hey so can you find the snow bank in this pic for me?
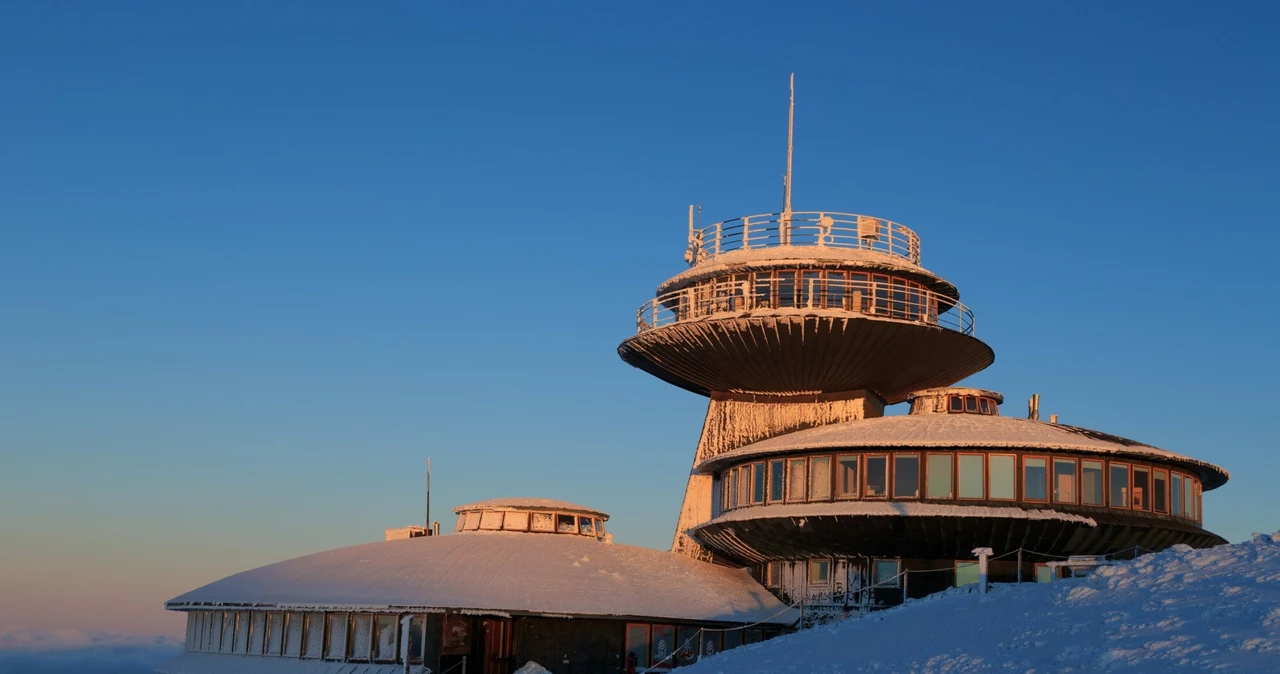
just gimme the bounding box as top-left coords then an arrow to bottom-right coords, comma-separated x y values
513,662 -> 553,674
684,531 -> 1280,673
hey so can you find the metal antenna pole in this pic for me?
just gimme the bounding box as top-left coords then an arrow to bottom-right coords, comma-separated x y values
784,73 -> 795,214
426,457 -> 432,530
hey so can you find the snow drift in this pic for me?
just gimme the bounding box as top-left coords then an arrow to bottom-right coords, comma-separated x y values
683,532 -> 1280,673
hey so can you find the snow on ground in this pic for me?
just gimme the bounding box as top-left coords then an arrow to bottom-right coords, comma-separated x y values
684,533 -> 1280,673
0,630 -> 180,674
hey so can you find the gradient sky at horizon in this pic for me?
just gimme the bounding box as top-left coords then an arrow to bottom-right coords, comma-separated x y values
1,1 -> 1277,638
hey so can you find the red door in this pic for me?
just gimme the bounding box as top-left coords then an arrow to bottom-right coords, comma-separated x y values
481,618 -> 513,674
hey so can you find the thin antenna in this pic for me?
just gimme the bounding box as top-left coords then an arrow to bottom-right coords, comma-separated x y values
425,457 -> 432,531
783,73 -> 795,215
688,204 -> 695,240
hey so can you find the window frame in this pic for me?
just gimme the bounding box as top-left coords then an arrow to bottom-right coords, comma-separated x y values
768,459 -> 785,503
957,452 -> 986,501
1153,468 -> 1169,514
835,453 -> 859,500
786,457 -> 808,503
892,452 -> 921,500
751,461 -> 766,504
1132,466 -> 1151,511
873,559 -> 901,588
988,453 -> 1017,501
925,452 -> 953,500
807,558 -> 831,586
1081,459 -> 1105,506
809,455 -> 833,501
863,453 -> 889,499
1022,455 -> 1050,503
1052,457 -> 1078,505
1109,462 -> 1131,510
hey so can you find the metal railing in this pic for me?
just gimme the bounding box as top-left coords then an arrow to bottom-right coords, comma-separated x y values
685,211 -> 922,266
635,277 -> 975,336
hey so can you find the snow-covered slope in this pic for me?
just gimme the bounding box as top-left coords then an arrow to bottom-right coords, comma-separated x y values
685,532 -> 1280,673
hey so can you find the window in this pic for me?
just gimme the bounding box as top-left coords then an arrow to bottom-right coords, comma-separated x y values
787,458 -> 807,502
955,562 -> 980,587
625,624 -> 650,668
463,511 -> 481,530
1024,457 -> 1048,501
809,558 -> 830,584
1172,473 -> 1184,516
979,398 -> 991,414
865,455 -> 888,498
990,454 -> 1016,500
752,462 -> 766,503
926,453 -> 953,499
958,454 -> 984,499
1184,476 -> 1193,519
766,561 -> 782,587
1153,469 -> 1168,513
185,613 -> 196,652
210,611 -> 224,653
1110,463 -> 1130,509
745,630 -> 762,645
724,470 -> 736,510
284,613 -> 303,658
836,454 -> 859,498
810,456 -> 832,500
1082,460 -> 1105,505
1132,467 -> 1151,511
827,271 -> 846,309
374,615 -> 398,662
407,615 -> 424,664
557,514 -> 577,533
220,611 -> 235,653
324,614 -> 346,660
250,612 -> 267,656
893,454 -> 920,498
948,396 -> 964,413
769,460 -> 785,502
737,466 -> 749,507
777,271 -> 796,308
1035,564 -> 1053,583
723,628 -> 743,651
965,396 -> 979,413
702,632 -> 722,658
303,613 -> 324,659
874,559 -> 901,587
479,510 -> 503,530
676,626 -> 700,667
503,511 -> 529,531
1053,459 -> 1077,504
265,612 -> 283,656
580,517 -> 595,536
531,512 -> 554,532
349,614 -> 372,661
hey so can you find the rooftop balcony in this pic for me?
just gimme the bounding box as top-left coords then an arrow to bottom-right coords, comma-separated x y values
684,211 -> 922,267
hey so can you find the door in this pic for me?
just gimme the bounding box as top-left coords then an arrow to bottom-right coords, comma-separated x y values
481,618 -> 513,674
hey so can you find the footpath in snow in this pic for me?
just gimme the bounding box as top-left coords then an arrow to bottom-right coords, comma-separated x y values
683,532 -> 1280,673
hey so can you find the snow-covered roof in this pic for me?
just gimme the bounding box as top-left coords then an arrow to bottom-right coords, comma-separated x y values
453,497 -> 608,518
165,533 -> 794,625
695,501 -> 1099,529
697,415 -> 1229,489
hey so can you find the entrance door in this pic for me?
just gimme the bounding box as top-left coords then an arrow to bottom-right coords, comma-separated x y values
481,618 -> 513,674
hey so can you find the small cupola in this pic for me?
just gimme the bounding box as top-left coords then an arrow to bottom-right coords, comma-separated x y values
905,387 -> 1004,416
453,497 -> 610,540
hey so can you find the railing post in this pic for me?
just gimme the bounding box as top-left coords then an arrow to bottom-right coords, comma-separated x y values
715,221 -> 723,255
741,216 -> 750,250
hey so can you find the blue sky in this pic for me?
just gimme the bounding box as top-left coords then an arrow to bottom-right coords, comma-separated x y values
1,1 -> 1277,638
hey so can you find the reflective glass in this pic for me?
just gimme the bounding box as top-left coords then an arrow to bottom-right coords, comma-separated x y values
893,454 -> 919,498
926,454 -> 952,499
1110,465 -> 1130,508
837,454 -> 859,497
865,456 -> 888,497
1024,458 -> 1048,501
1082,461 -> 1105,505
1053,460 -> 1077,504
955,562 -> 980,587
810,457 -> 831,500
787,458 -> 807,501
769,460 -> 785,501
959,454 -> 984,499
990,455 -> 1015,500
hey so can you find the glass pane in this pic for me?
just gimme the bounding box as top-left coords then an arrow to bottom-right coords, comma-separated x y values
1035,566 -> 1053,583
1110,465 -> 1130,508
837,454 -> 859,497
752,462 -> 766,503
1132,468 -> 1151,510
965,396 -> 978,413
625,624 -> 649,667
250,612 -> 267,655
1082,461 -> 1105,505
479,511 -> 503,530
285,612 -> 303,658
1053,460 -> 1077,504
769,460 -> 784,501
702,632 -> 721,659
503,511 -> 529,531
955,562 -> 980,587
777,272 -> 796,307
802,271 -> 821,307
958,454 -> 984,499
787,458 -> 807,501
651,624 -> 675,668
676,626 -> 700,666
723,629 -> 743,651
990,455 -> 1015,499
531,512 -> 554,532
350,614 -> 372,661
826,272 -> 845,308
949,396 -> 964,413
809,559 -> 830,583
407,616 -> 424,664
746,630 -> 762,645
463,512 -> 480,530
1184,477 -> 1193,518
1025,458 -> 1048,501
865,456 -> 888,497
220,611 -> 235,653
738,466 -> 751,505
579,517 -> 595,536
375,615 -> 398,661
874,560 -> 900,587
893,455 -> 919,498
810,457 -> 832,500
979,398 -> 990,414
557,514 -> 577,533
325,614 -> 347,660
926,454 -> 952,499
1154,472 -> 1169,512
1172,474 -> 1183,515
267,612 -> 284,656
304,613 -> 324,659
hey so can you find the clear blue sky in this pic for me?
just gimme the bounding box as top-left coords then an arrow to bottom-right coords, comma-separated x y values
1,1 -> 1277,637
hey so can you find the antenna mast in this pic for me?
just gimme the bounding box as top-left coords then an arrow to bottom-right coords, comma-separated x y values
784,73 -> 795,215
425,457 -> 432,531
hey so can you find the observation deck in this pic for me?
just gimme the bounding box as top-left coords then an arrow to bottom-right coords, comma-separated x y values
618,210 -> 994,400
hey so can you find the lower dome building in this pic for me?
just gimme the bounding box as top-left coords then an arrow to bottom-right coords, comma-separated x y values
160,498 -> 795,674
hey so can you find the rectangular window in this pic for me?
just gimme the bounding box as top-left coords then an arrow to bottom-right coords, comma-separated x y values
676,625 -> 700,667
1082,460 -> 1105,505
926,453 -> 953,499
721,472 -> 731,511
893,454 -> 920,498
1172,473 -> 1183,516
407,615 -> 424,664
284,612 -> 303,658
948,396 -> 964,413
232,612 -> 249,655
766,561 -> 782,587
739,465 -> 751,507
1184,476 -> 1193,519
1035,564 -> 1053,583
303,613 -> 324,659
579,517 -> 595,536
479,510 -> 503,530
531,512 -> 554,532
979,398 -> 991,414
557,514 -> 577,533
210,611 -> 224,653
1024,457 -> 1048,501
723,628 -> 743,651
1132,467 -> 1151,511
836,454 -> 859,498
250,612 -> 267,656
185,613 -> 196,651
202,611 -> 213,651
220,611 -> 235,653
801,271 -> 821,308
865,455 -> 888,498
787,458 -> 807,502
349,614 -> 372,661
874,559 -> 900,587
958,454 -> 985,499
1053,459 -> 1077,504
965,396 -> 979,413
810,456 -> 832,500
463,511 -> 481,530
625,624 -> 650,668
752,462 -> 766,504
745,629 -> 762,645
808,558 -> 830,584
1153,469 -> 1169,513
503,511 -> 530,531
324,614 -> 347,660
1110,463 -> 1130,509
768,460 -> 784,502
826,271 -> 846,309
266,612 -> 284,656
989,454 -> 1016,500
374,615 -> 398,662
776,271 -> 796,308
955,561 -> 980,587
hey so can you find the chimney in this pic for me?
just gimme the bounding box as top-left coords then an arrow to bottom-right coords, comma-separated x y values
1028,393 -> 1040,421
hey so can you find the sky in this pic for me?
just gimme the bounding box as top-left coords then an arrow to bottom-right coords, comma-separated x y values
1,0 -> 1277,643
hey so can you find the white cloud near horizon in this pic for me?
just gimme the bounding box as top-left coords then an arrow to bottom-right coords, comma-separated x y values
0,629 -> 180,674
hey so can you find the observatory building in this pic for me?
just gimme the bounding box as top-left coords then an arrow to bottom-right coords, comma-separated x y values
618,77 -> 1229,612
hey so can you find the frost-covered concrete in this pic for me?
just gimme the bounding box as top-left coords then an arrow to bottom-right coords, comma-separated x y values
684,531 -> 1280,673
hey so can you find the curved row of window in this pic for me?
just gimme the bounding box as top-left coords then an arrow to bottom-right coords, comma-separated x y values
717,451 -> 1203,523
675,270 -> 944,323
183,610 -> 411,664
453,509 -> 607,538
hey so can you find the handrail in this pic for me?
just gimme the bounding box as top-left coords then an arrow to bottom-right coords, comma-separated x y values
635,277 -> 975,336
685,211 -> 922,267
